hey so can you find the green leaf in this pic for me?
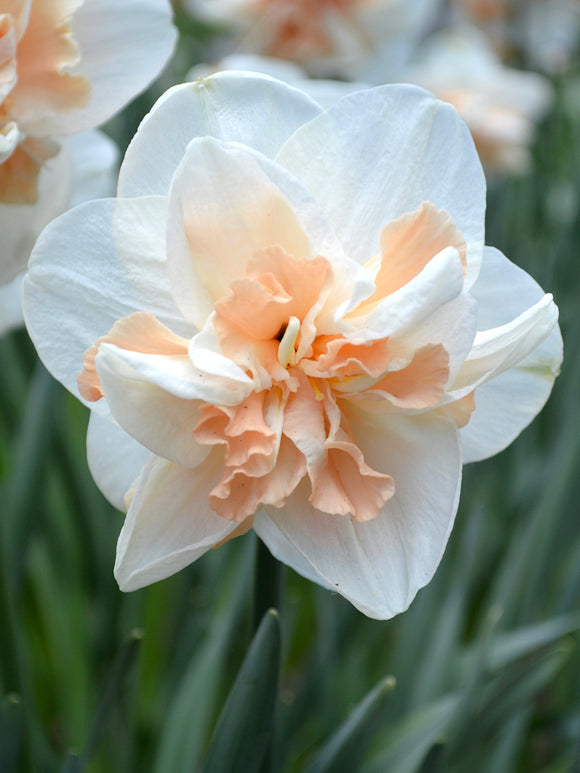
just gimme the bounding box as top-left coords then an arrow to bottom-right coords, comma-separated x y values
153,541 -> 252,773
0,694 -> 24,773
365,694 -> 460,773
303,675 -> 396,773
200,609 -> 281,773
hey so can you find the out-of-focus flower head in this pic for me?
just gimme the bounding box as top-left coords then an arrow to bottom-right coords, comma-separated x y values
403,26 -> 554,175
0,0 -> 177,286
185,0 -> 439,79
451,0 -> 580,72
24,73 -> 561,619
0,129 -> 118,336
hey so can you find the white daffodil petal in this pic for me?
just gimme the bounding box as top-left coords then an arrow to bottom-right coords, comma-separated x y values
347,246 -> 465,342
95,345 -> 211,468
118,72 -> 323,198
456,245 -> 563,460
166,136 -> 341,326
114,454 -> 239,591
97,341 -> 252,404
261,413 -> 461,619
452,294 -> 559,392
460,331 -> 562,463
23,196 -> 193,404
24,0 -> 177,137
87,412 -> 151,511
276,84 -> 485,288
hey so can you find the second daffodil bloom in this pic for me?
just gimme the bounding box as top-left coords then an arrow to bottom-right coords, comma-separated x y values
0,0 -> 177,284
24,73 -> 562,619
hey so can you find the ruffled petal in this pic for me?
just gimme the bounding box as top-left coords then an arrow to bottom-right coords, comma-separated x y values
114,453 -> 240,591
118,72 -> 322,198
276,83 -> 486,289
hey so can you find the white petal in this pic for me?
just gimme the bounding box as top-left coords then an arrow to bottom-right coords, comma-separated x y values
460,337 -> 562,463
458,246 -> 562,461
118,72 -> 323,198
166,136 -> 341,326
276,84 -> 486,289
94,345 -> 212,468
26,0 -> 177,136
452,294 -> 558,392
87,412 -> 151,511
390,292 -> 478,386
114,453 -> 239,591
258,413 -> 461,619
345,246 -> 465,342
97,338 -> 251,402
23,196 -> 193,405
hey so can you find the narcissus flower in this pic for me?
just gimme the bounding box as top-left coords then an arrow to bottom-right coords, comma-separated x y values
402,26 -> 553,175
24,73 -> 561,619
186,0 -> 438,79
0,0 -> 177,284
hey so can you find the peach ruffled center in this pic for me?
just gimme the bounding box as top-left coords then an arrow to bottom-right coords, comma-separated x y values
80,202 -> 474,525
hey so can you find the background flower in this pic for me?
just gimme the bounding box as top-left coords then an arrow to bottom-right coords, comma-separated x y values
0,0 -> 177,285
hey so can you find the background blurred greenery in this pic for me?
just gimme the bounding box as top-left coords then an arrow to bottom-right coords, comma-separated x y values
1,12 -> 580,773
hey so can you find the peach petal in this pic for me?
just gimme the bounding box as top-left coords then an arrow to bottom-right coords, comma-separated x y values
78,311 -> 189,402
215,247 -> 331,342
309,437 -> 395,522
212,515 -> 254,549
302,335 -> 391,380
11,0 -> 91,122
0,13 -> 17,103
0,135 -> 59,203
194,392 -> 278,472
342,344 -> 450,412
350,202 -> 467,318
435,392 -> 476,429
209,434 -> 307,521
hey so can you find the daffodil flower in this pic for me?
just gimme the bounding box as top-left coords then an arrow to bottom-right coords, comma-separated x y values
0,0 -> 177,284
24,73 -> 562,618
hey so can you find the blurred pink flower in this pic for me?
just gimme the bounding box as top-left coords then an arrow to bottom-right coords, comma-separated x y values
0,0 -> 176,284
24,73 -> 561,618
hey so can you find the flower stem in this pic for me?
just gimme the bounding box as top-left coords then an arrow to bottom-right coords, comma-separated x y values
252,536 -> 284,633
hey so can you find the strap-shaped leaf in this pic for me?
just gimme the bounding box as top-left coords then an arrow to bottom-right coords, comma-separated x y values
200,609 -> 281,773
304,675 -> 396,773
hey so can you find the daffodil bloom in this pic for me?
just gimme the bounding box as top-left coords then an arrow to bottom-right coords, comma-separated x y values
402,26 -> 553,175
186,0 -> 438,79
24,74 -> 562,619
0,0 -> 176,284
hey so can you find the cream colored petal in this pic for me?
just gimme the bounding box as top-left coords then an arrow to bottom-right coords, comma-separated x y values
166,136 -> 340,328
114,453 -> 240,591
118,72 -> 322,198
257,412 -> 461,619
